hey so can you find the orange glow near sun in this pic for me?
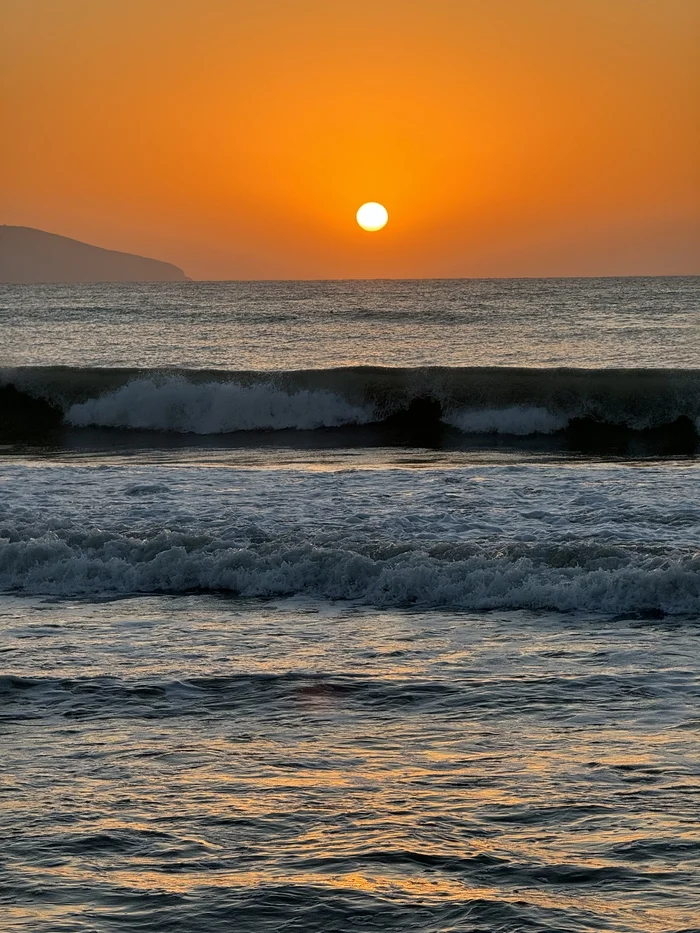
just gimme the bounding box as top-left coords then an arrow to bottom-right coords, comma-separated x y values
2,0 -> 698,278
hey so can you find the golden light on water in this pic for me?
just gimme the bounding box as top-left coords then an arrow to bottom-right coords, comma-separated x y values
356,202 -> 388,232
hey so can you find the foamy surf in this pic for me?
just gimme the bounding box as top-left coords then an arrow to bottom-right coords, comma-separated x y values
0,539 -> 700,615
65,377 -> 374,433
1,522 -> 698,613
1,460 -> 698,613
445,406 -> 568,435
2,365 -> 700,440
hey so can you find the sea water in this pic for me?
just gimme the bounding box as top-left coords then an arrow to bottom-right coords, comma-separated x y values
1,278 -> 699,932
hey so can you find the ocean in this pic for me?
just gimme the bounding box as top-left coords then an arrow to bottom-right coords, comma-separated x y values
1,277 -> 699,932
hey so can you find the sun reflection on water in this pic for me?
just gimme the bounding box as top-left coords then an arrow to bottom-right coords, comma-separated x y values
2,595 -> 699,932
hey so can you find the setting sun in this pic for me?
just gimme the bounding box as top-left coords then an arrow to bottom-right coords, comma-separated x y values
356,202 -> 388,232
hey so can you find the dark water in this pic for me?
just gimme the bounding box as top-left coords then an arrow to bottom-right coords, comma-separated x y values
1,279 -> 699,931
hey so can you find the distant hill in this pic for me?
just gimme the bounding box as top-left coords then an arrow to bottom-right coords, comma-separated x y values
0,226 -> 189,283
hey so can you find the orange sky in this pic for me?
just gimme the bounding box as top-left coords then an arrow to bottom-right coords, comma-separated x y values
2,0 -> 699,279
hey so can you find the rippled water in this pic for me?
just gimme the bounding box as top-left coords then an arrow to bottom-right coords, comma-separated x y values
2,593 -> 699,932
1,277 -> 698,369
2,279 -> 699,931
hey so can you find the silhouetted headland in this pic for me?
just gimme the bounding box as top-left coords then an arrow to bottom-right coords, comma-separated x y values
0,225 -> 189,283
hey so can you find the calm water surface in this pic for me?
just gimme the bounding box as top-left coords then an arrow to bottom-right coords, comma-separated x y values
1,277 -> 698,369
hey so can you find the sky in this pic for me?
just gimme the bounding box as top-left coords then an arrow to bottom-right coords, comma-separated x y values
2,0 -> 699,279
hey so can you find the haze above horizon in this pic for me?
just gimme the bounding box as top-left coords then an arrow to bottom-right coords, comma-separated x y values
3,0 -> 699,279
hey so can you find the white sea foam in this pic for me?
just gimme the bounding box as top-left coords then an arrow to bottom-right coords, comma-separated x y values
1,461 -> 698,614
66,377 -> 374,433
4,365 -> 700,438
446,406 -> 568,436
66,377 -> 570,436
1,528 -> 698,613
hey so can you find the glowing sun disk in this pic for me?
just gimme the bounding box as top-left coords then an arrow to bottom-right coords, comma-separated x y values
356,202 -> 388,231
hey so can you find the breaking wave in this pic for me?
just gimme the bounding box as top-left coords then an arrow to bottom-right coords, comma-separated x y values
445,407 -> 568,436
1,524 -> 698,614
66,377 -> 372,433
1,365 -> 699,440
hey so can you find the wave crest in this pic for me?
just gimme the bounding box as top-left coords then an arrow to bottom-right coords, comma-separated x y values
1,529 -> 698,613
65,377 -> 373,433
2,365 -> 700,440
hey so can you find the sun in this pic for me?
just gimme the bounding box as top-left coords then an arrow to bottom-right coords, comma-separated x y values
356,202 -> 388,232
